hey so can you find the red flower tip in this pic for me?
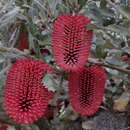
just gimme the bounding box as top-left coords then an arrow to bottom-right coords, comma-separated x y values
52,14 -> 93,71
68,65 -> 106,116
3,58 -> 54,124
19,26 -> 29,51
122,56 -> 130,61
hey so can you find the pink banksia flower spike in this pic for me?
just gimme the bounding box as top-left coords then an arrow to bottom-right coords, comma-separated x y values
52,14 -> 93,71
18,24 -> 29,51
68,65 -> 106,116
3,58 -> 54,124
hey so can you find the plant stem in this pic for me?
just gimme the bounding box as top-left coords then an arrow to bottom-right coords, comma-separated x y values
0,45 -> 130,75
88,58 -> 130,75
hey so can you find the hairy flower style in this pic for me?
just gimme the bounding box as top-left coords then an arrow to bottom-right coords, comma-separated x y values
3,58 -> 54,124
52,14 -> 93,71
68,65 -> 106,115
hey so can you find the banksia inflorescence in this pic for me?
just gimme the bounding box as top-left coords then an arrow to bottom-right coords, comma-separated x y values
3,58 -> 54,124
18,25 -> 29,51
68,65 -> 106,115
52,14 -> 93,71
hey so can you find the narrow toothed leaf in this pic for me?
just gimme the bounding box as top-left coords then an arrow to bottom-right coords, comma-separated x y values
42,72 -> 57,92
68,65 -> 106,116
52,14 -> 93,71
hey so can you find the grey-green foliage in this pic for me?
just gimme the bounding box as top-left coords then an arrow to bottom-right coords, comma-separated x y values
1,0 -> 130,129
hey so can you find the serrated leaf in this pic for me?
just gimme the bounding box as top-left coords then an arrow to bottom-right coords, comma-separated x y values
42,55 -> 52,63
0,7 -> 21,24
88,23 -> 130,36
42,72 -> 57,92
41,30 -> 50,36
127,0 -> 130,6
105,57 -> 124,66
106,68 -> 119,76
0,65 -> 10,88
118,5 -> 130,19
106,86 -> 117,93
96,45 -> 107,58
95,37 -> 106,45
107,25 -> 130,36
48,0 -> 61,15
122,46 -> 130,54
100,0 -> 107,8
107,49 -> 121,55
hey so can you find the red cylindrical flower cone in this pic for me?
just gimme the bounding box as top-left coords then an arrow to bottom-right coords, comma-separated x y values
3,58 -> 54,124
52,14 -> 93,71
68,65 -> 106,115
18,24 -> 29,51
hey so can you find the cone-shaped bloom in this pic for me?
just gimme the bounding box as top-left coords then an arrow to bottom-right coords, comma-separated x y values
19,25 -> 29,51
3,58 -> 54,124
68,65 -> 106,115
52,14 -> 93,71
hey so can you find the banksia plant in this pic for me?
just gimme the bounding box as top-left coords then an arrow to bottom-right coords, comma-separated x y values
3,58 -> 54,124
68,65 -> 106,115
52,14 -> 93,71
18,24 -> 29,51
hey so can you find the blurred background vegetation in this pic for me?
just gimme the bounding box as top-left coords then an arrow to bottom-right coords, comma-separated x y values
1,0 -> 130,130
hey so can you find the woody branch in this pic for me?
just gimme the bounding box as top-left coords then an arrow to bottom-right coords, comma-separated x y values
0,45 -> 129,75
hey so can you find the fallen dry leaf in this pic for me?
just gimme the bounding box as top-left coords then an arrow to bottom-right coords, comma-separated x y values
82,120 -> 94,130
113,91 -> 130,111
